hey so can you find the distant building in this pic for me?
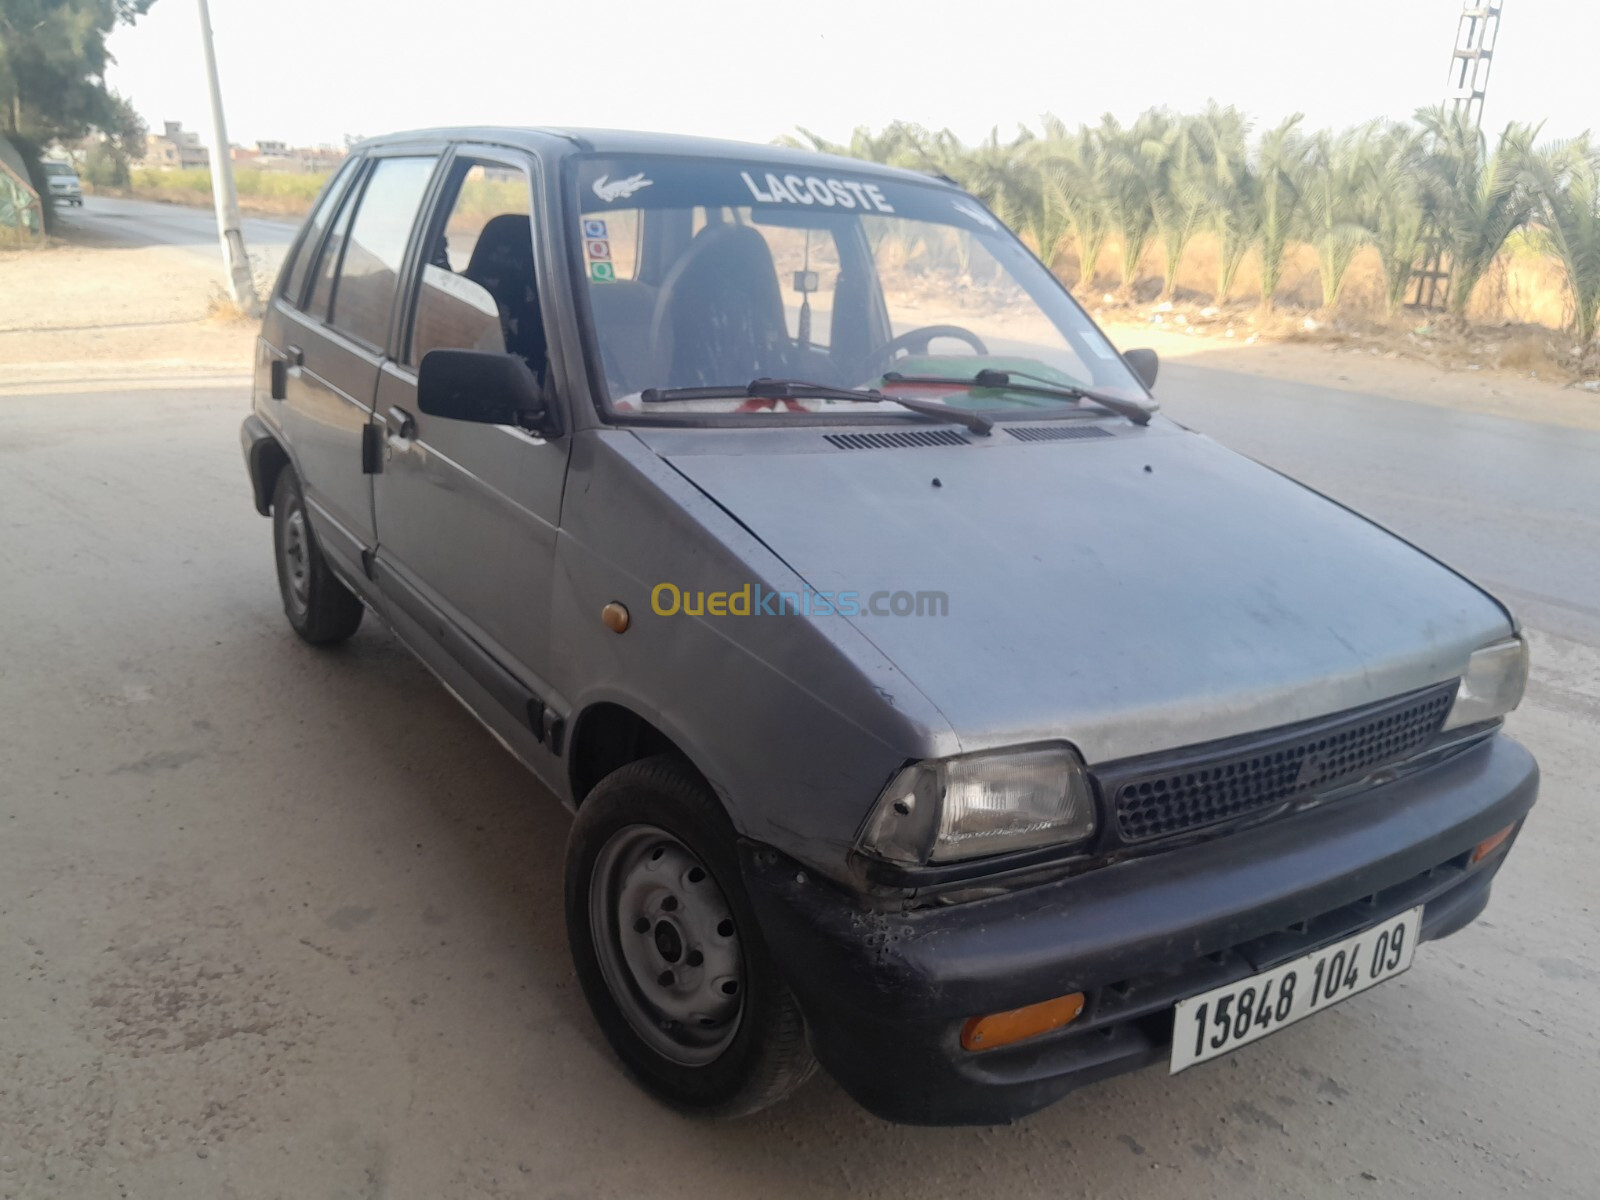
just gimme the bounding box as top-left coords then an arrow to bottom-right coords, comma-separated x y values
142,121 -> 209,169
248,141 -> 348,174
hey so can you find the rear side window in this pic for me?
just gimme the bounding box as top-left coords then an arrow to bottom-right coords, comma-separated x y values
280,159 -> 357,308
324,155 -> 438,348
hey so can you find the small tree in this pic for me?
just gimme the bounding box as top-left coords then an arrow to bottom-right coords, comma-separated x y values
1304,125 -> 1376,309
1,1 -> 156,225
1096,114 -> 1158,297
1253,115 -> 1310,310
1417,107 -> 1541,317
1189,103 -> 1256,304
1366,124 -> 1434,314
1532,137 -> 1600,350
1039,115 -> 1112,291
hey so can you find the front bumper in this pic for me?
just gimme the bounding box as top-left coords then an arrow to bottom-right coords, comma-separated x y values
742,732 -> 1537,1125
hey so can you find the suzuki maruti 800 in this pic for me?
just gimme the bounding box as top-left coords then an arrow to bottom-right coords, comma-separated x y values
242,128 -> 1537,1124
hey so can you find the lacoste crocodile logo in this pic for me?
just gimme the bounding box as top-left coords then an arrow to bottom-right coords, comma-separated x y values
952,200 -> 999,230
593,173 -> 653,203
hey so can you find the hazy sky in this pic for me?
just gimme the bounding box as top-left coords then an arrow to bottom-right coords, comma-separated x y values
108,0 -> 1595,151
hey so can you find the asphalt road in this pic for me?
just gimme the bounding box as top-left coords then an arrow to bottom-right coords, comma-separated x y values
1161,362 -> 1600,650
51,193 -> 297,268
1,319 -> 1597,1194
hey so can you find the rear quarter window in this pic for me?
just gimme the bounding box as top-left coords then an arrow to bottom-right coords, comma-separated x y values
280,159 -> 358,308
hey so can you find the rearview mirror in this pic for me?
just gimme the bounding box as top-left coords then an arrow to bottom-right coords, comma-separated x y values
1124,347 -> 1159,391
417,349 -> 560,437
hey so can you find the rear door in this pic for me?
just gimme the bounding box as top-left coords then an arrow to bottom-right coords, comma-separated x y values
370,146 -> 570,738
274,150 -> 440,581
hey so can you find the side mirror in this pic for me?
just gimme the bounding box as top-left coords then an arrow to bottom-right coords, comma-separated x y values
417,349 -> 561,437
1124,347 -> 1159,391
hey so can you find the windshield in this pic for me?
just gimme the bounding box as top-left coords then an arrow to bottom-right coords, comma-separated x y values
43,162 -> 76,177
570,155 -> 1146,423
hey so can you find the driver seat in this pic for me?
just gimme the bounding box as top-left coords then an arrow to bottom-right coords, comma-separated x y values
649,224 -> 792,388
464,213 -> 546,373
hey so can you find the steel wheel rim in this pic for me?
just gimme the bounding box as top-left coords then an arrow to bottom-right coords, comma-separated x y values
589,824 -> 744,1065
281,500 -> 310,617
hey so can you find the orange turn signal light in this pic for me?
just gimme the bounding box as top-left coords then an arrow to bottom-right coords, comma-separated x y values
1471,823 -> 1515,865
961,992 -> 1085,1052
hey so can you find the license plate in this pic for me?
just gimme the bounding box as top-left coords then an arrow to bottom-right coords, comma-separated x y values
1170,906 -> 1421,1074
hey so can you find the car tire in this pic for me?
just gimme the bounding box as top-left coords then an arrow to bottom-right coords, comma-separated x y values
271,468 -> 364,645
565,755 -> 816,1117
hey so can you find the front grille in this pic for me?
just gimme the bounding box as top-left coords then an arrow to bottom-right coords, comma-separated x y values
1098,682 -> 1458,843
823,429 -> 970,450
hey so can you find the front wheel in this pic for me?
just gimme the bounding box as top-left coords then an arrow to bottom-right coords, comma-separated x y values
565,756 -> 815,1117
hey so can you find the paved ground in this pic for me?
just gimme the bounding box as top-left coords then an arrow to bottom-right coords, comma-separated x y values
52,194 -> 298,265
2,212 -> 1598,1199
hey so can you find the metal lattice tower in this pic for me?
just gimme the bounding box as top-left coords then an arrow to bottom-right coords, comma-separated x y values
1409,2 -> 1507,309
1447,3 -> 1504,126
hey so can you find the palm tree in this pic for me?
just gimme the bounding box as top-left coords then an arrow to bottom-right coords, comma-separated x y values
1095,114 -> 1158,296
1417,107 -> 1541,317
1303,124 -> 1377,309
1039,115 -> 1112,290
1189,103 -> 1256,304
1143,112 -> 1208,299
1365,123 -> 1434,314
1253,115 -> 1310,310
1532,136 -> 1600,349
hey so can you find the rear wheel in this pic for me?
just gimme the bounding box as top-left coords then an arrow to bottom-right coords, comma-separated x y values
565,756 -> 815,1117
271,468 -> 364,645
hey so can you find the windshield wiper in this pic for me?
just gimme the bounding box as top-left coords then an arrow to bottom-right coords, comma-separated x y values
882,368 -> 1155,426
640,378 -> 994,436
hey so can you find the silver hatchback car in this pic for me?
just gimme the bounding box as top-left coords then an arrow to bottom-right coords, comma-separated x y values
242,128 -> 1537,1125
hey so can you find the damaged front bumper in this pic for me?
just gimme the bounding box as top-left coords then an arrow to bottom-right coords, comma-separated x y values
741,732 -> 1538,1125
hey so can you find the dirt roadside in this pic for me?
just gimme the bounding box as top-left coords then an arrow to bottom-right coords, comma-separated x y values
1,237 -> 256,390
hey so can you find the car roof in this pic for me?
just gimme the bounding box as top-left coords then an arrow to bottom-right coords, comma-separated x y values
349,126 -> 957,190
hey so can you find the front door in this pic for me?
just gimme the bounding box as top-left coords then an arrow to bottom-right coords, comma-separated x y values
371,149 -> 569,738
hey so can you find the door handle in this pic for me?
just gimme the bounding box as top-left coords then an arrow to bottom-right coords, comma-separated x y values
385,405 -> 417,440
285,344 -> 305,367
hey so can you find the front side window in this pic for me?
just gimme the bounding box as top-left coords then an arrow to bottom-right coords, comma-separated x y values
571,155 -> 1144,423
326,155 -> 437,348
409,160 -> 544,372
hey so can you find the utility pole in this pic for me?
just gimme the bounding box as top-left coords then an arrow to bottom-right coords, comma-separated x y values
196,0 -> 261,317
1409,1 -> 1508,309
1447,2 -> 1505,127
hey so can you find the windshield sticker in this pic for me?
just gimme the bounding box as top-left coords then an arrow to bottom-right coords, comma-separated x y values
740,171 -> 895,213
586,239 -> 612,260
952,200 -> 999,231
590,261 -> 616,283
582,218 -> 608,238
593,173 -> 653,202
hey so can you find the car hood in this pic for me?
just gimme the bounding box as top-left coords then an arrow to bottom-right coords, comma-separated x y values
648,422 -> 1511,764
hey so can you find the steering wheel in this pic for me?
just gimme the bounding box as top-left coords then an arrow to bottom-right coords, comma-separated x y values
865,324 -> 989,377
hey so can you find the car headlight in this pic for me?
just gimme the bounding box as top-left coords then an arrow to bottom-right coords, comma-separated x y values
859,746 -> 1097,866
1443,635 -> 1529,731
